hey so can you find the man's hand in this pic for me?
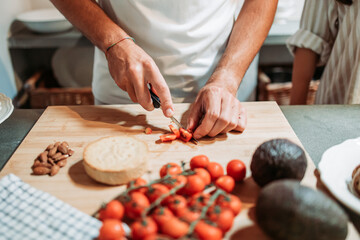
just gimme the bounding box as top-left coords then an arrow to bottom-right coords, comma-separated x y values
187,83 -> 247,139
106,40 -> 174,117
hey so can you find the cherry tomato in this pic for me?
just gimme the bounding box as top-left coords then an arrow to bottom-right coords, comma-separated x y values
179,128 -> 192,142
145,127 -> 152,134
99,200 -> 124,221
164,195 -> 187,216
127,178 -> 148,194
169,124 -> 180,138
183,175 -> 206,196
146,184 -> 169,203
160,133 -> 177,142
123,192 -> 150,220
99,219 -> 124,240
151,206 -> 174,226
215,175 -> 235,193
194,168 -> 211,185
226,159 -> 246,182
216,194 -> 242,216
206,162 -> 224,181
188,192 -> 211,210
160,217 -> 189,239
177,208 -> 201,223
164,175 -> 187,191
208,205 -> 235,233
190,155 -> 209,169
159,163 -> 182,178
194,220 -> 222,240
131,217 -> 158,240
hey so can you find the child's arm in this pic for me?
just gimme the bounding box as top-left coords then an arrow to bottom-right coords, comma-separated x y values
290,48 -> 319,105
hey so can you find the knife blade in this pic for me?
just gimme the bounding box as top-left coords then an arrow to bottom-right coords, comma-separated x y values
149,88 -> 198,144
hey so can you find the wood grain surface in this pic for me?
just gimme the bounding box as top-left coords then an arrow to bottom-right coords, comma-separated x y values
0,102 -> 357,239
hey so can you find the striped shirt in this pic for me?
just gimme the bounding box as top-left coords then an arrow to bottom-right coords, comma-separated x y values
287,0 -> 360,104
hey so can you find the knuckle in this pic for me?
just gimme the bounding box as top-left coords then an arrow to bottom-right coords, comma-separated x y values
208,112 -> 219,121
128,64 -> 141,76
142,59 -> 154,69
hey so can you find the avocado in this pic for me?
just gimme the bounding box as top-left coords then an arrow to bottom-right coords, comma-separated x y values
251,139 -> 307,187
256,180 -> 348,240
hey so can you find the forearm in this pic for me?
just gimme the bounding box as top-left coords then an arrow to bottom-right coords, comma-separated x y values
290,48 -> 319,105
208,0 -> 278,95
50,0 -> 128,52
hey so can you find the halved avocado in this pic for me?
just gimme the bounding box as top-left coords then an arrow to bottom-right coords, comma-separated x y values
256,180 -> 348,240
251,138 -> 307,187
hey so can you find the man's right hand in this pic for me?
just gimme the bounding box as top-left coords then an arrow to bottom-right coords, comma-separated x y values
106,39 -> 174,117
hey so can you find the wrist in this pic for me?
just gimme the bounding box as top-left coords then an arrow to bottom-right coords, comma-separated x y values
206,68 -> 241,96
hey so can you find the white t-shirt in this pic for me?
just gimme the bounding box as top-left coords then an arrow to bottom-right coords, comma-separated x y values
93,0 -> 243,104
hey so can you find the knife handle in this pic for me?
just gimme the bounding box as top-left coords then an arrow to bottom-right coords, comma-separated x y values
149,88 -> 161,109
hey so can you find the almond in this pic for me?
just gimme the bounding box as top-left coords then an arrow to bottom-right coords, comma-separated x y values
68,149 -> 75,156
39,151 -> 48,162
48,158 -> 55,166
52,152 -> 62,160
33,166 -> 51,175
61,141 -> 69,148
46,144 -> 54,151
48,146 -> 58,157
50,165 -> 60,176
58,144 -> 68,154
57,159 -> 67,168
55,154 -> 68,161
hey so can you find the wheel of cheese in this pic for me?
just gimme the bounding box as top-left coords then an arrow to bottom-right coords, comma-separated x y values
83,136 -> 148,185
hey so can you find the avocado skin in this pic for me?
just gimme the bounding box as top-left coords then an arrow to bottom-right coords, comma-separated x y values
251,139 -> 307,187
256,180 -> 348,240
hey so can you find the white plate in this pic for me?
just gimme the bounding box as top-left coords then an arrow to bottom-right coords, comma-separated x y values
0,93 -> 14,125
318,138 -> 360,214
17,8 -> 72,33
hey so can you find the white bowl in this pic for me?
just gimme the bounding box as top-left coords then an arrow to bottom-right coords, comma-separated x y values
17,8 -> 73,33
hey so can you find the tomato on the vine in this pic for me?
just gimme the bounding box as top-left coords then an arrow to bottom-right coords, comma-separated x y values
151,206 -> 174,226
183,174 -> 206,195
188,192 -> 211,210
216,194 -> 242,216
123,192 -> 150,219
160,217 -> 189,239
99,219 -> 124,240
159,163 -> 182,178
190,155 -> 209,169
99,200 -> 124,221
177,208 -> 201,223
146,183 -> 169,203
127,177 -> 148,194
194,220 -> 222,240
164,174 -> 187,191
226,159 -> 246,182
193,168 -> 211,185
215,175 -> 235,193
208,205 -> 235,233
164,194 -> 187,216
206,162 -> 224,181
131,217 -> 158,240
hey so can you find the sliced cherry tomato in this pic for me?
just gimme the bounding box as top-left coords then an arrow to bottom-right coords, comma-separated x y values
190,155 -> 209,169
151,206 -> 174,226
177,208 -> 201,223
169,124 -> 180,138
216,194 -> 242,216
194,220 -> 222,240
226,159 -> 247,182
206,162 -> 224,181
123,192 -> 150,220
145,127 -> 152,134
183,175 -> 206,196
146,183 -> 169,203
99,200 -> 124,221
160,133 -> 177,142
127,178 -> 148,194
131,217 -> 158,240
188,192 -> 211,210
215,175 -> 235,193
159,163 -> 182,178
99,219 -> 124,240
164,194 -> 187,216
164,175 -> 187,192
179,128 -> 192,142
208,205 -> 235,233
160,217 -> 189,239
194,168 -> 211,185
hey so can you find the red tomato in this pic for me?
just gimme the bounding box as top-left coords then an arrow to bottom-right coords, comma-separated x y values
151,206 -> 174,226
159,163 -> 182,178
127,178 -> 148,194
179,128 -> 192,142
177,208 -> 201,223
194,221 -> 222,240
164,195 -> 187,216
169,125 -> 180,138
215,175 -> 235,193
160,133 -> 177,142
188,192 -> 211,210
194,168 -> 211,185
216,194 -> 242,216
206,162 -> 224,181
190,155 -> 209,169
208,206 -> 235,233
145,127 -> 152,134
99,219 -> 124,240
160,217 -> 189,239
131,217 -> 158,240
146,184 -> 169,203
164,175 -> 187,191
226,159 -> 246,182
99,200 -> 124,221
183,175 -> 206,196
123,192 -> 150,220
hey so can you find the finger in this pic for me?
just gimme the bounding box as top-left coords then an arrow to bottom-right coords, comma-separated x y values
208,97 -> 236,137
129,64 -> 154,111
186,102 -> 202,132
145,62 -> 174,117
221,101 -> 240,134
193,97 -> 221,139
126,81 -> 138,103
234,105 -> 247,132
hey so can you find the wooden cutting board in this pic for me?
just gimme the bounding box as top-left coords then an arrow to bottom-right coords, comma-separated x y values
0,102 -> 357,239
